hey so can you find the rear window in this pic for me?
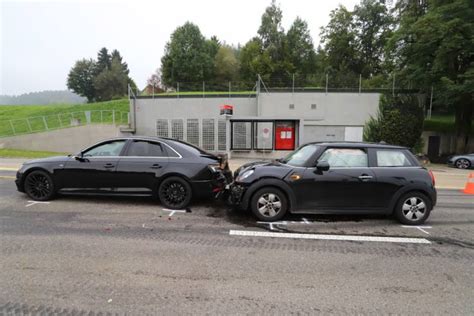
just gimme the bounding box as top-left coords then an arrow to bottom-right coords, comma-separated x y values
127,141 -> 166,157
376,150 -> 413,167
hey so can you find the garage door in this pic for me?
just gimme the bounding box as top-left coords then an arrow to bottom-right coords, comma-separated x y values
303,126 -> 345,143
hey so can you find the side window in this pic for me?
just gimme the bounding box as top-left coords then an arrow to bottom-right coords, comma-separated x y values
318,148 -> 368,168
376,150 -> 413,167
127,141 -> 166,157
83,140 -> 126,157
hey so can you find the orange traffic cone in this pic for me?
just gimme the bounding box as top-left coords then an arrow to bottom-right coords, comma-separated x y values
462,173 -> 474,195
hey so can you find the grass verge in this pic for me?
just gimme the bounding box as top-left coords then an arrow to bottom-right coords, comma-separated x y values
0,148 -> 67,158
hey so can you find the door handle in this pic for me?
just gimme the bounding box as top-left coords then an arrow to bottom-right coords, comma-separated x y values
358,175 -> 373,180
104,163 -> 115,169
150,164 -> 161,169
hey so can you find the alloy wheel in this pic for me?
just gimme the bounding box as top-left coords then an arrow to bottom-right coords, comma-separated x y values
257,193 -> 282,218
456,159 -> 470,169
402,197 -> 426,222
161,182 -> 187,207
25,173 -> 52,200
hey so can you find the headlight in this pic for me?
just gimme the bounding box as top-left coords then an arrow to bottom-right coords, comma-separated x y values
237,169 -> 254,182
208,164 -> 221,173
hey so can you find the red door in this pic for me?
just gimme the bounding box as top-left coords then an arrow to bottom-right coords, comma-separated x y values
275,122 -> 295,150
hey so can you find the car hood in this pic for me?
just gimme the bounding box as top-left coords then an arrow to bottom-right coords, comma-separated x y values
24,156 -> 70,165
234,159 -> 293,179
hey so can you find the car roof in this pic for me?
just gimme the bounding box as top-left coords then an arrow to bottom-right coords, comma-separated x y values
305,141 -> 407,149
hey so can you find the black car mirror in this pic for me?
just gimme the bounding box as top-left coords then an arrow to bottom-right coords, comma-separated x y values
74,152 -> 86,162
316,161 -> 330,172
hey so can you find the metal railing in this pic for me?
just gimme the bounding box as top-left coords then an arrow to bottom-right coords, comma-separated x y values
0,110 -> 129,138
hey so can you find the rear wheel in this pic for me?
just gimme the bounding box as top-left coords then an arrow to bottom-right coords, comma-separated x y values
158,177 -> 192,209
455,158 -> 471,169
24,170 -> 55,201
250,187 -> 288,222
394,192 -> 431,225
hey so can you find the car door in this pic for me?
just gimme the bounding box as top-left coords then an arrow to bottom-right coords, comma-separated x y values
61,139 -> 127,189
114,140 -> 169,192
369,148 -> 416,208
295,147 -> 379,211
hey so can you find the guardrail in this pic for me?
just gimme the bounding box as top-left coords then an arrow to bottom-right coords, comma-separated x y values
0,110 -> 129,138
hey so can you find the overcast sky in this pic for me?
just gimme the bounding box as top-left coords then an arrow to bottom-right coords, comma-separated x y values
0,0 -> 359,95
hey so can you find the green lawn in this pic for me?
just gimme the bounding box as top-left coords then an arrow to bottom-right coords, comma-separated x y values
0,148 -> 67,158
0,99 -> 129,137
423,114 -> 474,134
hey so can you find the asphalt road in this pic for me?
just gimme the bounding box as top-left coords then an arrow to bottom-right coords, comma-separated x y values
0,169 -> 473,315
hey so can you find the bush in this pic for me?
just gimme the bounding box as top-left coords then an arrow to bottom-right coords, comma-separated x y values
364,94 -> 424,149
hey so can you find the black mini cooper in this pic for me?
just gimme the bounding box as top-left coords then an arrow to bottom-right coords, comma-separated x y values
16,137 -> 230,209
231,142 -> 437,225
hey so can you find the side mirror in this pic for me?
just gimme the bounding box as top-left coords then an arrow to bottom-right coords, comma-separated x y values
316,161 -> 330,172
74,152 -> 86,162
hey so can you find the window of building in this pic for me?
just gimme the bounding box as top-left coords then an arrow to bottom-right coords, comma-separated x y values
218,119 -> 227,151
254,121 -> 273,150
171,119 -> 184,141
186,119 -> 200,147
156,119 -> 169,137
83,140 -> 126,157
376,150 -> 413,167
318,148 -> 368,168
127,141 -> 166,157
202,119 -> 215,151
232,121 -> 252,150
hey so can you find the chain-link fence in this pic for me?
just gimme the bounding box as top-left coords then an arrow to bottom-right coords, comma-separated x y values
0,110 -> 129,138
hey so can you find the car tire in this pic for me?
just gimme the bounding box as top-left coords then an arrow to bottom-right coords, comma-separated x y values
394,192 -> 431,225
455,158 -> 471,169
24,170 -> 56,201
158,176 -> 192,209
250,187 -> 288,222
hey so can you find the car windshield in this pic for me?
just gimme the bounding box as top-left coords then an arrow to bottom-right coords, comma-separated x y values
280,144 -> 319,167
167,139 -> 215,157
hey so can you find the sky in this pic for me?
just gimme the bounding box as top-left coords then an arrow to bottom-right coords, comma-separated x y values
0,0 -> 359,95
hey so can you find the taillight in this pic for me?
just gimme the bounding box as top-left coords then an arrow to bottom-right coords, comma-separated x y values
429,170 -> 436,187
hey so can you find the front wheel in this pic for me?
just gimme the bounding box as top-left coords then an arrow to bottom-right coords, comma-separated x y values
250,187 -> 288,222
455,158 -> 471,169
394,192 -> 432,225
158,177 -> 192,209
24,170 -> 55,201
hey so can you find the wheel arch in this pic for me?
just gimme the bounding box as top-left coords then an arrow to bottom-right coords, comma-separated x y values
389,188 -> 434,214
241,177 -> 297,212
20,167 -> 55,191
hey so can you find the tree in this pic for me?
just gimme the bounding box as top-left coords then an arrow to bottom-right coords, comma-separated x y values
67,59 -> 96,103
96,47 -> 111,75
214,45 -> 240,83
287,17 -> 317,81
94,57 -> 128,101
364,94 -> 425,149
353,0 -> 393,78
239,38 -> 272,83
111,49 -> 130,75
388,0 -> 474,152
160,22 -> 215,89
320,5 -> 361,87
146,69 -> 164,93
256,0 -> 292,85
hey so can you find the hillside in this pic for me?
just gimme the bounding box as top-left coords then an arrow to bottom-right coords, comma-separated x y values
0,90 -> 86,105
0,99 -> 129,137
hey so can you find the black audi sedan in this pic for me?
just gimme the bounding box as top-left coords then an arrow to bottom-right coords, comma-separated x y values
231,142 -> 437,225
15,137 -> 230,209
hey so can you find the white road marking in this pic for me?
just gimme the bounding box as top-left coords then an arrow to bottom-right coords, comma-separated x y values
229,230 -> 431,244
401,225 -> 432,235
302,217 -> 310,224
162,209 -> 187,217
25,201 -> 50,207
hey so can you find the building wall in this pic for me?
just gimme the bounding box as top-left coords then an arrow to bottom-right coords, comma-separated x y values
134,97 -> 257,136
259,92 -> 380,125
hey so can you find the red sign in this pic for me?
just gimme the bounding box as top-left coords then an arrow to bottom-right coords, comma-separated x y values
220,104 -> 233,116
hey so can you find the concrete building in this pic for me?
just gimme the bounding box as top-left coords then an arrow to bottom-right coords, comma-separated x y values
124,91 -> 380,158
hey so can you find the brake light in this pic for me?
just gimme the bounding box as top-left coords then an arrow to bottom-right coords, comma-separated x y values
429,170 -> 436,187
